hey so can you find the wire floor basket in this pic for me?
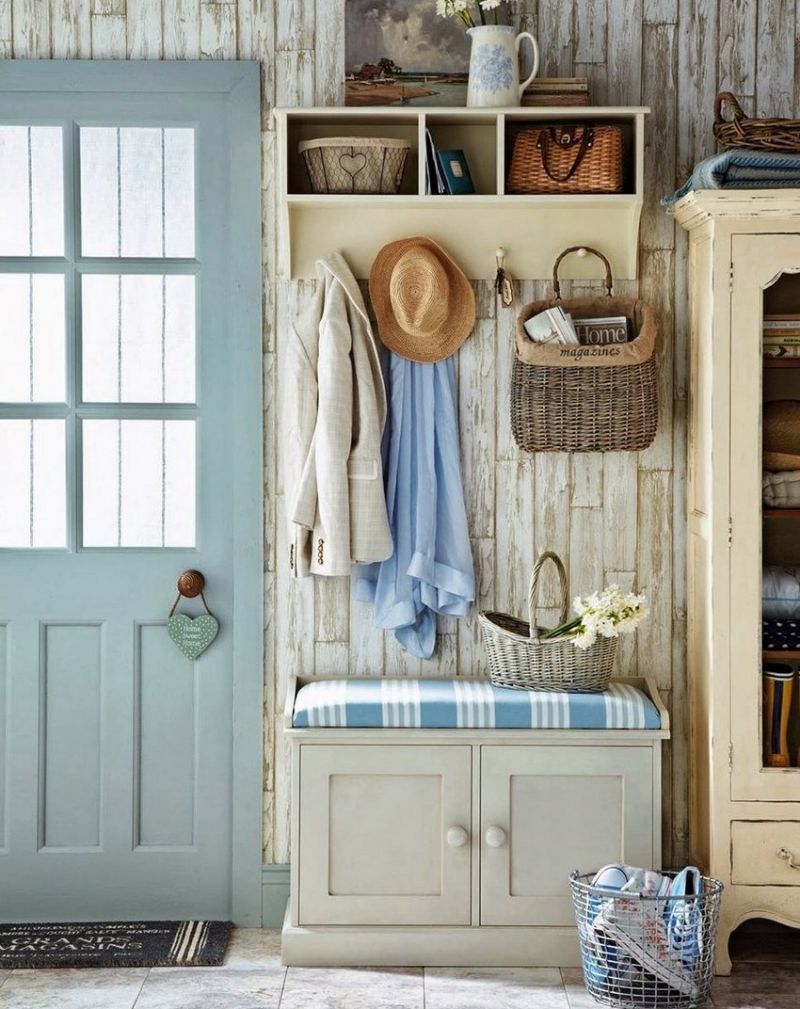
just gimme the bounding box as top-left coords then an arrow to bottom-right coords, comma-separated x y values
570,871 -> 724,1009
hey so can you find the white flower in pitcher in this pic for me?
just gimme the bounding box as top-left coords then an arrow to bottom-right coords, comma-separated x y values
480,0 -> 503,8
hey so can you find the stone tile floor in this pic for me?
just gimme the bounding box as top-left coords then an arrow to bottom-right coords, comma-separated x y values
0,929 -> 794,1008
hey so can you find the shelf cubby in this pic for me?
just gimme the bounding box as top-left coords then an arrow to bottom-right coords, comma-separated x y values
275,105 -> 648,280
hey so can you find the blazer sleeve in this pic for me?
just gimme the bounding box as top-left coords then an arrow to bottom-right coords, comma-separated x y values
311,274 -> 354,576
284,286 -> 322,578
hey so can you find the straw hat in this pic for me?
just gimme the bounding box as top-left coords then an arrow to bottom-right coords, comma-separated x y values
764,400 -> 800,470
369,236 -> 475,363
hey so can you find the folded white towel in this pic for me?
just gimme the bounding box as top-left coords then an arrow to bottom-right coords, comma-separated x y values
763,565 -> 800,619
764,470 -> 800,508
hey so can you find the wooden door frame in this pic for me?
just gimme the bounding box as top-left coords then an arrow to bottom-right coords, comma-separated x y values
0,60 -> 264,925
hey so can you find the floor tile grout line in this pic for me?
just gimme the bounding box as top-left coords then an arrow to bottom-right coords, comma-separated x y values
421,965 -> 426,1009
130,966 -> 151,1009
276,963 -> 289,1007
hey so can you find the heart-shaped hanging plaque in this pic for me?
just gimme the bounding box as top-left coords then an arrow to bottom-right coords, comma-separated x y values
168,613 -> 219,660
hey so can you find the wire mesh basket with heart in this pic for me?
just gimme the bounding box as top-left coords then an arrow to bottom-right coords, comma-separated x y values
299,137 -> 411,194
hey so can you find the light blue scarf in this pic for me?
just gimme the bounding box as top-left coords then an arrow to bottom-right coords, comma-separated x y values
356,353 -> 475,659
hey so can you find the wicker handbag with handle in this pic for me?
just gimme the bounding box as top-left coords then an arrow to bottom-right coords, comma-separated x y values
479,551 -> 617,693
512,246 -> 658,453
506,123 -> 623,194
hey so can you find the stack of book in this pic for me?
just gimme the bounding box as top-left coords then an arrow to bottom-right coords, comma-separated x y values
521,78 -> 590,107
764,315 -> 800,358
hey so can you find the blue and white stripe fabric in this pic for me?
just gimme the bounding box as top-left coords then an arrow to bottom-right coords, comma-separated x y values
663,148 -> 800,207
293,679 -> 661,730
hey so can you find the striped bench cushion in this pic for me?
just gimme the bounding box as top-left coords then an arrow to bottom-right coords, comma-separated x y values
293,679 -> 661,730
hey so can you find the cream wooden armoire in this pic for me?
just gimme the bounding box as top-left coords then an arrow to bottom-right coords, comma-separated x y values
676,191 -> 800,973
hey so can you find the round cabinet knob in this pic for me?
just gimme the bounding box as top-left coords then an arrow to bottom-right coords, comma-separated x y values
446,826 -> 469,848
485,826 -> 507,848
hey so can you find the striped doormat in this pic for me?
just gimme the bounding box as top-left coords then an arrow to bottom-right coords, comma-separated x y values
0,920 -> 232,968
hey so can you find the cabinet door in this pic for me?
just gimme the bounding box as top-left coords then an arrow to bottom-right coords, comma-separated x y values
298,744 -> 472,926
730,234 -> 800,802
480,746 -> 654,926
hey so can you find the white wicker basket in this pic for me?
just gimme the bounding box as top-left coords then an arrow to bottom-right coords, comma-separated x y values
479,551 -> 617,693
298,136 -> 411,194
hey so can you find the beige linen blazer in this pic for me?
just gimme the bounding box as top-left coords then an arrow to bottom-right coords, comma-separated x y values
285,252 -> 393,577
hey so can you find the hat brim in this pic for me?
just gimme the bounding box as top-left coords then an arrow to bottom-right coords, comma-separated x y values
764,451 -> 800,472
369,236 -> 476,363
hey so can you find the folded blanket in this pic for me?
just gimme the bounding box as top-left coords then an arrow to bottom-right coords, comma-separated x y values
764,470 -> 800,508
763,565 -> 800,619
663,149 -> 800,207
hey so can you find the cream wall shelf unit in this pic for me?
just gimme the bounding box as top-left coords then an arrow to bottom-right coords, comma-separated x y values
281,674 -> 668,967
274,106 -> 648,281
675,189 -> 800,975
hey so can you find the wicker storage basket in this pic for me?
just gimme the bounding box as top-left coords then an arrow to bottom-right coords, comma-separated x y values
507,124 -> 623,194
714,91 -> 800,153
298,136 -> 411,194
479,551 -> 617,693
512,247 -> 658,453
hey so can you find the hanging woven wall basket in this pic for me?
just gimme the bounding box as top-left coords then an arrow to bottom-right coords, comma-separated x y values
512,246 -> 659,453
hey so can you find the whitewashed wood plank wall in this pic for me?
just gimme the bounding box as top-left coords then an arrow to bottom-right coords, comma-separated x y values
1,0 -> 783,866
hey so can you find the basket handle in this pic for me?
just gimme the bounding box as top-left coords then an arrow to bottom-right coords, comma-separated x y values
714,91 -> 747,127
537,126 -> 594,183
553,246 -> 613,301
527,551 -> 569,639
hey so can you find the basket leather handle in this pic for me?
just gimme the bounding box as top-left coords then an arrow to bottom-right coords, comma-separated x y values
537,126 -> 594,183
553,246 -> 614,300
714,91 -> 747,126
527,551 -> 569,640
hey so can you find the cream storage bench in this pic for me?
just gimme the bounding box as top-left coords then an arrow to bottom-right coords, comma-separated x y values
281,675 -> 669,967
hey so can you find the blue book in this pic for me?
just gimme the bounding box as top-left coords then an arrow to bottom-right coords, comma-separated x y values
435,149 -> 476,195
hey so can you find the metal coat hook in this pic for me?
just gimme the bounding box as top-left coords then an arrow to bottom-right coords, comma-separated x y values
494,246 -> 516,307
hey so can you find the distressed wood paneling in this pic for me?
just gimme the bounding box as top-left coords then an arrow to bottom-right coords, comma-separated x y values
126,0 -> 161,58
51,0 -> 91,58
6,0 -> 795,867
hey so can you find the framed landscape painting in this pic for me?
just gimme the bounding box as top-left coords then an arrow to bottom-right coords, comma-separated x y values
345,0 -> 469,107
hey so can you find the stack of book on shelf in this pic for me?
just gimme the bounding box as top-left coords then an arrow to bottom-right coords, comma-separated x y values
521,78 -> 590,107
764,315 -> 800,358
524,307 -> 629,346
424,129 -> 475,195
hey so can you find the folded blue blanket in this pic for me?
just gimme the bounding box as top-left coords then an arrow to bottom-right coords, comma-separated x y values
663,148 -> 800,207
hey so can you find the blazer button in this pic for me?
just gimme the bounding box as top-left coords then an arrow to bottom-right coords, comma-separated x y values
289,544 -> 294,571
317,539 -> 324,566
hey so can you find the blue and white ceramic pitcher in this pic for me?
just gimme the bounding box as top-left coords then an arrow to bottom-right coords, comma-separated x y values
466,24 -> 539,108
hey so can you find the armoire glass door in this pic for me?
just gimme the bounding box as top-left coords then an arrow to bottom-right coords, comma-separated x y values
731,234 -> 800,802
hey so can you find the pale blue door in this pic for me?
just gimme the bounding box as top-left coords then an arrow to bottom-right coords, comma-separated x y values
0,63 -> 263,923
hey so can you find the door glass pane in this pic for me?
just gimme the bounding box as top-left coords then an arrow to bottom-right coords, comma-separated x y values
0,126 -> 64,256
82,419 -> 196,547
761,274 -> 800,768
80,127 -> 195,258
82,275 -> 196,403
0,274 -> 66,402
0,420 -> 66,547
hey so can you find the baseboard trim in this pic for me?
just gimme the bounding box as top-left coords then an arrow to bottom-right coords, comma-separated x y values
261,864 -> 290,928
280,906 -> 582,967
